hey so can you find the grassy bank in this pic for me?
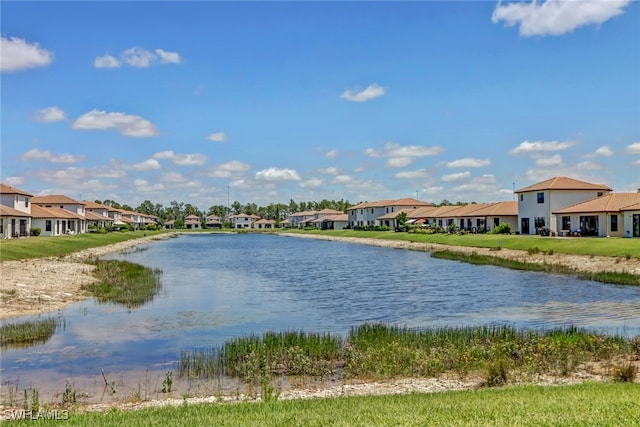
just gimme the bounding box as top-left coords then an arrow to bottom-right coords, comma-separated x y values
0,230 -> 168,262
6,383 -> 639,426
81,260 -> 162,309
431,250 -> 640,286
283,229 -> 640,258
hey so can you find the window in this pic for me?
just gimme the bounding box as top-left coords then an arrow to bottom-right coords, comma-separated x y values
494,218 -> 500,226
534,217 -> 546,228
520,194 -> 523,202
562,216 -> 571,230
25,197 -> 29,207
537,192 -> 544,203
0,219 -> 3,234
46,220 -> 52,232
371,208 -> 374,214
611,215 -> 618,232
597,192 -> 603,197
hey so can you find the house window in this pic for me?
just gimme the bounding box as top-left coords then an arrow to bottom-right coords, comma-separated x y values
562,216 -> 571,230
534,217 -> 546,228
611,215 -> 618,232
493,218 -> 500,227
371,208 -> 374,214
520,195 -> 523,202
537,192 -> 544,203
0,219 -> 3,234
46,220 -> 52,232
597,192 -> 603,197
25,197 -> 29,207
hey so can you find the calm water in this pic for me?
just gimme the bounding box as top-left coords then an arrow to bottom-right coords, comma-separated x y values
2,233 -> 640,398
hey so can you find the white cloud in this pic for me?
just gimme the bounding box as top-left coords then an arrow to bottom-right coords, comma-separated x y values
130,159 -> 161,171
94,47 -> 181,69
160,172 -> 188,183
1,36 -> 53,72
422,186 -> 444,195
300,178 -> 322,188
510,140 -> 576,155
94,54 -> 121,69
34,106 -> 66,123
492,0 -> 632,37
207,132 -> 227,142
446,157 -> 491,168
326,149 -> 339,158
594,146 -> 613,157
319,167 -> 339,175
340,83 -> 385,102
207,160 -> 251,178
151,150 -> 206,166
5,176 -> 25,186
366,142 -> 445,168
255,167 -> 301,181
133,179 -> 164,193
633,159 -> 640,166
441,171 -> 471,182
20,148 -> 84,163
333,175 -> 353,184
72,109 -> 159,137
576,161 -> 602,170
395,169 -> 432,179
535,154 -> 563,167
627,142 -> 640,155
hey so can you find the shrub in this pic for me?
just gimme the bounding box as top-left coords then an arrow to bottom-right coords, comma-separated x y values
29,228 -> 41,237
613,362 -> 637,383
491,223 -> 512,234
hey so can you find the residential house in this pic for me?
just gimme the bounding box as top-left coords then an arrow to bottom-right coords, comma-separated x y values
206,215 -> 223,228
300,209 -> 344,229
164,219 -> 175,229
184,214 -> 202,229
347,198 -> 431,228
32,195 -> 87,234
0,183 -> 33,239
83,200 -> 115,230
515,177 -> 612,235
253,218 -> 276,229
553,192 -> 640,237
31,204 -> 85,237
288,210 -> 318,228
230,214 -> 260,229
466,201 -> 518,233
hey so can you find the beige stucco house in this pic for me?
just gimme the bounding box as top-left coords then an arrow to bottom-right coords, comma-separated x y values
0,183 -> 33,239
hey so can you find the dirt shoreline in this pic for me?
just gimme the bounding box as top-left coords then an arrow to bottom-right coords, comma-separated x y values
1,232 -> 639,320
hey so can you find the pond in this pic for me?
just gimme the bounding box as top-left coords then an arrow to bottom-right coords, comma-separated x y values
2,233 -> 639,402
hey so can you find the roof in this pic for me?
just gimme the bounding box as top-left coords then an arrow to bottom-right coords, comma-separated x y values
82,200 -> 113,210
230,214 -> 261,219
0,205 -> 31,217
32,195 -> 84,205
408,206 -> 439,218
467,201 -> 518,217
377,208 -> 416,220
515,176 -> 612,193
254,218 -> 276,224
0,183 -> 34,197
84,210 -> 113,221
289,210 -> 317,217
387,198 -> 432,207
31,205 -> 84,219
553,193 -> 640,214
316,208 -> 343,215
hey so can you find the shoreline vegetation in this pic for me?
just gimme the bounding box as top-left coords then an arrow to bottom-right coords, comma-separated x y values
1,229 -> 639,421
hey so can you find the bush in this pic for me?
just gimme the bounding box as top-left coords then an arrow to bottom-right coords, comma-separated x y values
29,228 -> 41,237
491,223 -> 512,234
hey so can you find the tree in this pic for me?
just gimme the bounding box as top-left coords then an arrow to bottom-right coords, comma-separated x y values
231,201 -> 242,215
396,212 -> 408,230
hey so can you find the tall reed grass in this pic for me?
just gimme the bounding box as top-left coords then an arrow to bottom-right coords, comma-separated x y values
0,317 -> 61,347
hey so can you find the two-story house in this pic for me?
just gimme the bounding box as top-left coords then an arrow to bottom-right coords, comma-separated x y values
515,177 -> 612,235
31,195 -> 87,235
0,183 -> 33,238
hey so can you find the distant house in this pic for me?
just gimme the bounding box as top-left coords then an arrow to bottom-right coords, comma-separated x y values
184,214 -> 201,229
0,183 -> 33,239
515,177 -> 612,235
314,213 -> 348,230
82,200 -> 115,230
32,195 -> 87,235
466,201 -> 518,233
164,219 -> 175,229
31,204 -> 85,236
230,214 -> 260,229
206,215 -> 223,228
347,198 -> 432,228
253,218 -> 276,229
288,210 -> 318,228
553,192 -> 640,237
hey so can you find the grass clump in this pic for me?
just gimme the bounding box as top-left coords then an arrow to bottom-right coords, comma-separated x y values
0,318 -> 59,347
613,362 -> 637,383
82,260 -> 162,309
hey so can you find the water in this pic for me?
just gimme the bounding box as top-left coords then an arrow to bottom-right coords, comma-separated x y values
2,233 -> 639,400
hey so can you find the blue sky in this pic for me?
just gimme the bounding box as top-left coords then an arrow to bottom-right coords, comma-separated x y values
2,1 -> 639,209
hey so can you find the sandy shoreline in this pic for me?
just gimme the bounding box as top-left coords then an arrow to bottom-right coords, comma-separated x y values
1,232 -> 639,320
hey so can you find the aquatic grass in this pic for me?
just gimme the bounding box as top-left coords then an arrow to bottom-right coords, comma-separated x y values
430,250 -> 640,286
82,260 -> 162,309
0,317 -> 60,347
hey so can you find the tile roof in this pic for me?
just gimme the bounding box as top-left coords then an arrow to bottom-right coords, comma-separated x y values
254,218 -> 276,224
377,208 -> 415,220
0,183 -> 34,197
387,198 -> 432,207
32,195 -> 84,205
84,210 -> 113,221
0,205 -> 31,217
467,201 -> 518,217
553,193 -> 640,214
31,205 -> 84,219
515,176 -> 612,193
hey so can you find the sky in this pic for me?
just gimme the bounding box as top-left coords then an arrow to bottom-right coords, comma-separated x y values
1,1 -> 639,210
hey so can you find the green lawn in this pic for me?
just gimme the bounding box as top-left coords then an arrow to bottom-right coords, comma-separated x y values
0,230 -> 168,262
7,383 -> 639,426
283,229 -> 640,258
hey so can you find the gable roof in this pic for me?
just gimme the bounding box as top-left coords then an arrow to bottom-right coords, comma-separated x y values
83,200 -> 113,210
387,198 -> 432,207
0,205 -> 31,217
32,195 -> 84,205
468,201 -> 518,217
515,176 -> 612,193
84,210 -> 113,221
0,183 -> 34,197
31,205 -> 84,219
553,193 -> 640,214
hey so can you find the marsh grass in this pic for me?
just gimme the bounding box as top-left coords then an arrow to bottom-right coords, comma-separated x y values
431,250 -> 640,286
82,260 -> 162,309
0,317 -> 60,347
